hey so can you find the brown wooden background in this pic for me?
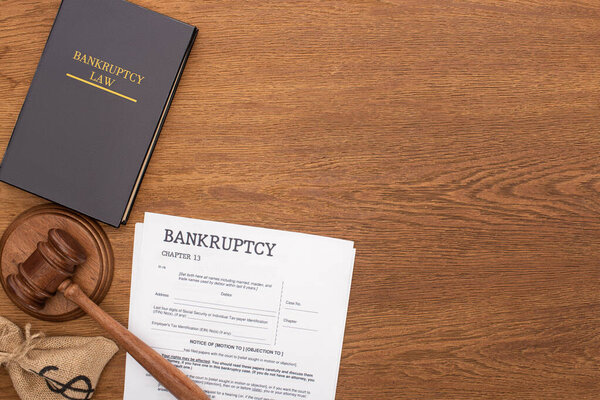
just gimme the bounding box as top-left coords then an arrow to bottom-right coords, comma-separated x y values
1,0 -> 600,398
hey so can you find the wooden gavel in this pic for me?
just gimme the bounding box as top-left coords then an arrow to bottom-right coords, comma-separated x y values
5,228 -> 210,400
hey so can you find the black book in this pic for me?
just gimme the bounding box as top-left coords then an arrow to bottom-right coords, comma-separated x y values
0,0 -> 197,227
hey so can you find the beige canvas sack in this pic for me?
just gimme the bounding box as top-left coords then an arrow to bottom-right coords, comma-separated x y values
0,316 -> 117,400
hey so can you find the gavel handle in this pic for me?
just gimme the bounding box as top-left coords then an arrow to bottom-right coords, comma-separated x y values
58,280 -> 210,400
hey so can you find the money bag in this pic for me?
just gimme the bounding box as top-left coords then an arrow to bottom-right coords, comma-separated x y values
0,316 -> 118,400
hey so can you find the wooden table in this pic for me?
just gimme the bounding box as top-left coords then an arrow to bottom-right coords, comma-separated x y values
1,1 -> 599,398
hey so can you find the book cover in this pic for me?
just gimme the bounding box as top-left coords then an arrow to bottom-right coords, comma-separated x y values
0,0 -> 197,227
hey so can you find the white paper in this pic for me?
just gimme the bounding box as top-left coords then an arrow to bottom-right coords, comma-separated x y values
124,212 -> 355,400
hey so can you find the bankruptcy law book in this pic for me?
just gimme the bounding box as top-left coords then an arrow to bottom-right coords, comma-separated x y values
0,0 -> 197,227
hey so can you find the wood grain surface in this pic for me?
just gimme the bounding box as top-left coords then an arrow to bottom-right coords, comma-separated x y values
1,0 -> 599,399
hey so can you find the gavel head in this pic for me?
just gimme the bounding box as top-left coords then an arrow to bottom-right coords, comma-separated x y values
6,228 -> 87,312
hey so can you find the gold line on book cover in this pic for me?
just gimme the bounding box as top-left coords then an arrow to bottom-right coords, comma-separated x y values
66,73 -> 137,103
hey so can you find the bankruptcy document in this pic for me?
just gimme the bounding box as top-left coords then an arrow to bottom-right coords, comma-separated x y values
124,212 -> 355,400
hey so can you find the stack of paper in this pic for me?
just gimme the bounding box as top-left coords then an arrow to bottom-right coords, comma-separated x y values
124,212 -> 355,400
